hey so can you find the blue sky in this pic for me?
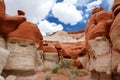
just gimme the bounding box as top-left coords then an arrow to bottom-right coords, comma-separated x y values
5,0 -> 114,36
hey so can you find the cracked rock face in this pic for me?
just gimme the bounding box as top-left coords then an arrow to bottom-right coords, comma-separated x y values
87,37 -> 111,74
5,39 -> 38,73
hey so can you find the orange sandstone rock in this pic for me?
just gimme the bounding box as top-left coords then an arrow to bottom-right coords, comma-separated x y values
0,0 -> 5,22
43,46 -> 57,53
112,0 -> 120,11
74,60 -> 83,69
85,7 -> 112,49
55,42 -> 86,59
8,22 -> 43,45
17,10 -> 25,15
0,15 -> 26,38
92,7 -> 104,15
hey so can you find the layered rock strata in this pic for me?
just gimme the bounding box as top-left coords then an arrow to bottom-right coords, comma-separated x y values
55,42 -> 87,68
85,7 -> 113,80
5,22 -> 42,74
110,0 -> 120,79
43,45 -> 59,69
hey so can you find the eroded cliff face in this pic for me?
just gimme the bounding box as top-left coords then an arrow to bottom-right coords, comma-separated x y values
85,0 -> 120,80
110,0 -> 120,79
1,0 -> 120,80
0,0 -> 43,78
85,7 -> 112,80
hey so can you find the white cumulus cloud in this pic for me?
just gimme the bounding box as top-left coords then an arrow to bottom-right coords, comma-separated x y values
38,20 -> 63,36
86,0 -> 102,12
52,1 -> 83,25
5,0 -> 56,23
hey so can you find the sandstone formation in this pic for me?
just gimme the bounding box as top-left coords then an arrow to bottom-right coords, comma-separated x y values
44,31 -> 85,42
0,48 -> 10,74
85,7 -> 113,80
0,36 -> 6,49
43,45 -> 59,69
0,14 -> 26,38
0,0 -> 5,23
55,42 -> 86,59
5,22 -> 43,74
0,0 -> 26,38
6,75 -> 16,80
55,42 -> 87,69
110,0 -> 120,79
68,30 -> 85,42
1,0 -> 120,80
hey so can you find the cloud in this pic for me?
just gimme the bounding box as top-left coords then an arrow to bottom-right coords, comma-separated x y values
38,20 -> 63,36
63,0 -> 78,5
52,1 -> 83,25
86,0 -> 102,12
5,0 -> 56,23
106,0 -> 114,10
76,0 -> 89,7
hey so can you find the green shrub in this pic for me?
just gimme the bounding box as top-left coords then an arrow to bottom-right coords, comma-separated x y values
52,67 -> 59,74
60,59 -> 74,68
71,68 -> 88,76
71,68 -> 79,76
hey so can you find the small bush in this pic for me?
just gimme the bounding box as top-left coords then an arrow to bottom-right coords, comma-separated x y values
52,67 -> 59,74
71,68 -> 88,76
60,59 -> 74,68
71,68 -> 79,76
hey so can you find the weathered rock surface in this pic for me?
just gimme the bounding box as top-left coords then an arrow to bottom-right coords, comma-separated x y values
0,0 -> 5,22
44,31 -> 85,42
2,0 -> 120,80
5,22 -> 43,74
68,30 -> 85,42
0,75 -> 5,80
8,22 -> 42,45
85,7 -> 113,80
55,42 -> 86,59
6,75 -> 16,80
43,46 -> 59,69
0,47 -> 10,74
87,37 -> 111,74
0,14 -> 26,38
0,37 -> 6,49
110,0 -> 120,79
0,0 -> 26,39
